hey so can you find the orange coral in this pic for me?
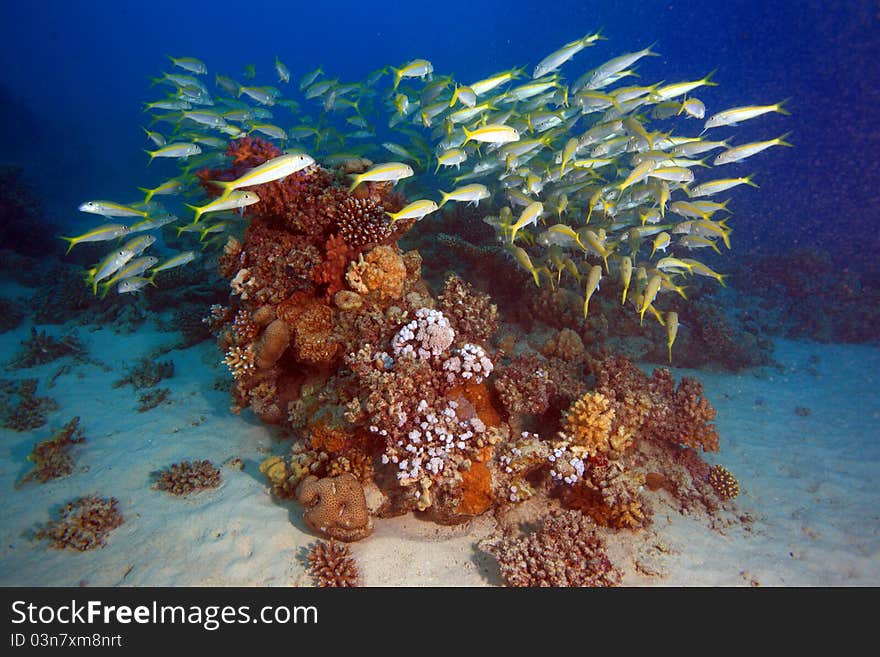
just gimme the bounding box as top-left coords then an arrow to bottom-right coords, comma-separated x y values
345,245 -> 406,301
308,420 -> 351,454
312,233 -> 355,298
708,464 -> 739,499
448,382 -> 501,429
456,461 -> 493,516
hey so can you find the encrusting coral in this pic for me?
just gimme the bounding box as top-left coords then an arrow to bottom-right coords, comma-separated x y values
153,460 -> 222,495
305,540 -> 360,587
34,496 -> 124,551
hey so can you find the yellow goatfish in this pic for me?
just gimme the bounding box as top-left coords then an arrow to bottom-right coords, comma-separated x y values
638,274 -> 662,324
348,161 -> 414,192
583,265 -> 602,318
386,199 -> 439,224
666,311 -> 679,362
462,124 -> 520,145
209,154 -> 314,199
186,190 -> 260,223
391,59 -> 433,90
620,256 -> 633,304
509,201 -> 543,243
704,100 -> 790,130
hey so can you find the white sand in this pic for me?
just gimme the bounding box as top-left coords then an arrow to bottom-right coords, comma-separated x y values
0,307 -> 877,587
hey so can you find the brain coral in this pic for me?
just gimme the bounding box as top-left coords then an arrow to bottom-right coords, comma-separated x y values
296,473 -> 373,542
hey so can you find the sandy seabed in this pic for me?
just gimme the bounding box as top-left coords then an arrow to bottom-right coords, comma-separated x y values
1,299 -> 877,587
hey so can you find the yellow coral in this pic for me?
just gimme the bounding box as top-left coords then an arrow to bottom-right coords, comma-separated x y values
345,245 -> 406,301
563,392 -> 631,456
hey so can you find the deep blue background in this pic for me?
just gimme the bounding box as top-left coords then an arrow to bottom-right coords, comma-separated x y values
1,0 -> 877,269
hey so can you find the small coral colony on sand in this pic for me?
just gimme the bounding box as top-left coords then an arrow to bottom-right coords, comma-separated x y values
60,35 -> 785,582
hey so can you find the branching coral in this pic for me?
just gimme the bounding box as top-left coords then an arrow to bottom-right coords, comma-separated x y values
154,460 -> 222,495
562,391 -> 632,457
18,417 -> 84,486
306,540 -> 360,587
296,473 -> 373,542
113,357 -> 174,389
34,496 -> 123,551
0,378 -> 58,431
482,509 -> 621,587
592,355 -> 720,452
10,328 -> 85,369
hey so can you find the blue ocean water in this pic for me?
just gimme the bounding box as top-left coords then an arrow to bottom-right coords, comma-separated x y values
2,0 -> 877,267
0,0 -> 878,587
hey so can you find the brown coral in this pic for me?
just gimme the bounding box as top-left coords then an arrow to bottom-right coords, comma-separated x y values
34,496 -> 124,551
255,319 -> 290,369
708,464 -> 739,499
154,460 -> 222,495
482,509 -> 621,587
345,245 -> 406,302
542,328 -> 585,361
493,353 -> 553,416
306,540 -> 360,587
296,473 -> 373,542
336,196 -> 394,247
17,416 -> 85,486
282,297 -> 339,366
436,273 -> 499,345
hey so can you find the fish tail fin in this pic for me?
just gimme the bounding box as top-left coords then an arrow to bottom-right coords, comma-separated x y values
348,174 -> 363,193
668,343 -> 673,363
99,282 -> 112,300
138,187 -> 154,204
207,180 -> 231,196
717,274 -> 728,287
777,131 -> 794,147
391,67 -> 402,91
744,174 -> 760,188
434,159 -> 441,174
143,149 -> 154,165
703,68 -> 719,87
59,236 -> 76,254
462,126 -> 473,144
621,285 -> 628,305
385,211 -> 398,226
710,241 -> 722,255
438,191 -> 449,208
185,204 -> 202,223
776,98 -> 792,115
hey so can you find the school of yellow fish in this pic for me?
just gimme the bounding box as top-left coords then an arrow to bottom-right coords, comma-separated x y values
68,37 -> 790,359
